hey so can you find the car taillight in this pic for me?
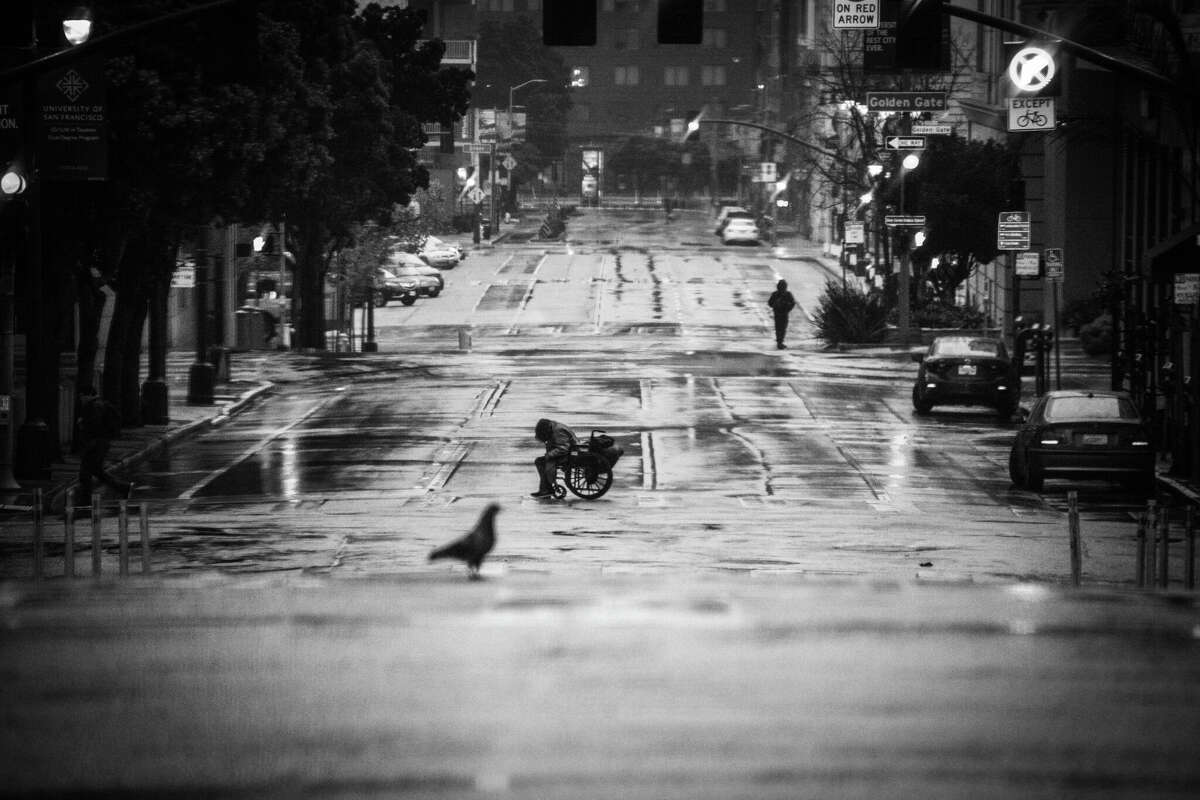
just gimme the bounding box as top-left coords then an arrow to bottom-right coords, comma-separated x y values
1037,427 -> 1060,445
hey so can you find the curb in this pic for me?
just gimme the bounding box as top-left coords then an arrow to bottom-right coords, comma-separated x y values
45,381 -> 276,513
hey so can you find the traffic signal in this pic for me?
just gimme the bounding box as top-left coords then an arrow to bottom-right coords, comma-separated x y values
0,1 -> 34,48
658,0 -> 703,44
895,0 -> 946,71
544,0 -> 597,46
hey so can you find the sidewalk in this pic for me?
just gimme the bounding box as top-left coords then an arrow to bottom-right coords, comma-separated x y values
1,351 -> 275,517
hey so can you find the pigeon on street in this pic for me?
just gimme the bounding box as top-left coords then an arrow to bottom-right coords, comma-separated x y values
428,503 -> 500,579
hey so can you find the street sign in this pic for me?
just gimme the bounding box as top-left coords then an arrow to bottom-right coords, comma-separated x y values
1015,251 -> 1040,277
1175,274 -> 1199,305
172,265 -> 196,288
866,92 -> 948,112
462,143 -> 508,154
501,154 -> 517,171
467,186 -> 485,204
886,136 -> 926,150
1008,97 -> 1056,132
1044,247 -> 1064,281
885,214 -> 925,227
844,221 -> 865,243
911,123 -> 952,135
1008,45 -> 1056,93
997,211 -> 1031,250
753,162 -> 777,183
833,1 -> 880,29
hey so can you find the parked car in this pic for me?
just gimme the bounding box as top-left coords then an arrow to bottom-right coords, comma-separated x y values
418,235 -> 463,268
388,251 -> 444,292
393,265 -> 442,297
1008,390 -> 1155,492
911,335 -> 1019,417
714,205 -> 750,234
721,216 -> 761,245
375,266 -> 418,307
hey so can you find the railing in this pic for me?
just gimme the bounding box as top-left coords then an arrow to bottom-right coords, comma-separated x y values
417,39 -> 475,65
28,490 -> 152,579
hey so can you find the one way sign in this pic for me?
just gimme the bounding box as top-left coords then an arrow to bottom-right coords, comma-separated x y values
886,136 -> 926,150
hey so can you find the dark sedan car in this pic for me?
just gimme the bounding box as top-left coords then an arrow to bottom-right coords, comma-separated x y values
911,336 -> 1019,417
1008,390 -> 1155,492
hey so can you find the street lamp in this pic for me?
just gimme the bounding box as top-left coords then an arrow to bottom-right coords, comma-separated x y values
62,6 -> 94,46
496,79 -> 546,231
897,153 -> 922,344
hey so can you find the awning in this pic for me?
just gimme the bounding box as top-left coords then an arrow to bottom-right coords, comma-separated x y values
1147,223 -> 1200,278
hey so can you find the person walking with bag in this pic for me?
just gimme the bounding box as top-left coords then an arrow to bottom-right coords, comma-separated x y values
74,388 -> 133,510
767,279 -> 797,349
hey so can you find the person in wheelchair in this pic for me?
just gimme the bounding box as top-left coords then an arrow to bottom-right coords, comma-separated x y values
532,418 -> 578,498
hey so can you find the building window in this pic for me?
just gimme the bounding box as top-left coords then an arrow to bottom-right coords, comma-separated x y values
701,65 -> 726,86
614,27 -> 640,49
527,0 -> 542,10
703,0 -> 726,12
604,0 -> 641,10
664,66 -> 689,86
615,65 -> 640,85
571,66 -> 590,88
702,28 -> 726,48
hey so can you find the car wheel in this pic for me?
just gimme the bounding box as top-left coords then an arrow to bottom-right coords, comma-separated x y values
1026,459 -> 1044,492
400,295 -> 416,306
912,383 -> 933,415
1008,448 -> 1025,488
428,287 -> 441,298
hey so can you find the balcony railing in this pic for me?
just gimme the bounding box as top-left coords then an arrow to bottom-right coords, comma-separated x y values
417,39 -> 476,66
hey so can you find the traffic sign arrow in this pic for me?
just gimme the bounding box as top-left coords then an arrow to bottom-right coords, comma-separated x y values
886,136 -> 926,150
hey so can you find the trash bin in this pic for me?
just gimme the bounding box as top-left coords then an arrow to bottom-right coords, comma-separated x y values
479,221 -> 492,240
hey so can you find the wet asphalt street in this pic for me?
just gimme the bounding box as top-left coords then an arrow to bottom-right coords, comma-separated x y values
2,209 -> 1198,797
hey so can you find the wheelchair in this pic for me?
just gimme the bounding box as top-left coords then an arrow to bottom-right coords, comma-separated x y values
551,430 -> 621,500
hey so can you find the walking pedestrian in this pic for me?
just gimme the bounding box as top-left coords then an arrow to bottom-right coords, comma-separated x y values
767,279 -> 797,350
74,388 -> 133,510
531,418 -> 578,498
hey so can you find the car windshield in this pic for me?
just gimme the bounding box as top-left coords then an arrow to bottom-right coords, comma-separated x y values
394,267 -> 425,276
929,338 -> 1005,358
1045,395 -> 1140,421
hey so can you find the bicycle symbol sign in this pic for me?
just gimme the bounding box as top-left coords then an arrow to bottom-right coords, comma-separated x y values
1007,97 -> 1055,132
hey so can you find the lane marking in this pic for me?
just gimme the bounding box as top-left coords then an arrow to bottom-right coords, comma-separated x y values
179,395 -> 342,500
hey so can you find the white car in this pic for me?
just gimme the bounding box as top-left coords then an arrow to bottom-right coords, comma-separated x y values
418,236 -> 462,268
721,217 -> 760,244
714,205 -> 749,234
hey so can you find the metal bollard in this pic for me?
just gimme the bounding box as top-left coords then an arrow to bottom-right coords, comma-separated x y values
32,488 -> 44,580
1187,506 -> 1196,591
140,503 -> 151,574
458,328 -> 472,352
1136,510 -> 1147,588
1158,500 -> 1171,589
91,493 -> 102,576
1145,500 -> 1158,588
64,506 -> 75,578
118,500 -> 129,577
1068,490 -> 1081,587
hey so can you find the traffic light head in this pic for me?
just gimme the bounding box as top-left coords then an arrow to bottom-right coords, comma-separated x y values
895,0 -> 948,71
658,0 -> 703,44
544,0 -> 597,46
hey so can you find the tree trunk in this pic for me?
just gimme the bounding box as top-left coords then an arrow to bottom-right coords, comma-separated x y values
104,237 -> 151,427
294,220 -> 329,350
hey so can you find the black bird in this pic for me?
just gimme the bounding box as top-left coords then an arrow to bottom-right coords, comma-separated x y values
429,503 -> 500,579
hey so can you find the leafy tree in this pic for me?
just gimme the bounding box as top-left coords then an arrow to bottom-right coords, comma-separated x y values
887,135 -> 1022,302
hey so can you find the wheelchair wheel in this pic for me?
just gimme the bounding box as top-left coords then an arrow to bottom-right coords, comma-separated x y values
564,461 -> 613,499
551,482 -> 567,500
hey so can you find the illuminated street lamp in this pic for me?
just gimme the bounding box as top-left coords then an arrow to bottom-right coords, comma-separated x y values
62,6 -> 94,46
